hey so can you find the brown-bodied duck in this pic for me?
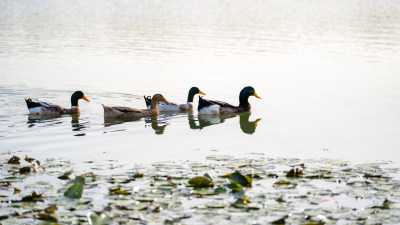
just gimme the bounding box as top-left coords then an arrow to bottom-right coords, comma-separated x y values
144,87 -> 206,112
103,94 -> 169,118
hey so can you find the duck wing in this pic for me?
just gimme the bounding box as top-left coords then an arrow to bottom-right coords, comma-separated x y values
198,96 -> 236,110
111,106 -> 143,113
25,98 -> 65,114
25,98 -> 56,109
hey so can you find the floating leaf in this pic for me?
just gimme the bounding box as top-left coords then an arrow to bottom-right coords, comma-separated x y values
87,212 -> 113,225
44,204 -> 58,214
214,186 -> 227,194
204,173 -> 213,182
232,196 -> 251,208
188,176 -> 213,188
271,215 -> 288,224
364,173 -> 389,179
58,170 -> 73,180
134,173 -> 143,178
37,213 -> 57,222
274,180 -> 291,185
227,182 -> 243,192
24,155 -> 35,163
7,156 -> 20,164
372,198 -> 392,209
286,168 -> 303,177
64,175 -> 85,199
0,215 -> 9,220
19,166 -> 30,174
21,191 -> 43,202
225,171 -> 252,187
13,188 -> 21,194
109,187 -> 131,195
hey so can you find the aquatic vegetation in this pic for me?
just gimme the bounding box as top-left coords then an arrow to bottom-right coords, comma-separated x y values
0,153 -> 400,224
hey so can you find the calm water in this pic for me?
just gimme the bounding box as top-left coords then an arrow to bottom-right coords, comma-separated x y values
1,0 -> 400,165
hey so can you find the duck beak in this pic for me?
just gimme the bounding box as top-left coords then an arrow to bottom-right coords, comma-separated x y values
254,118 -> 262,127
199,90 -> 206,95
162,100 -> 170,104
82,95 -> 90,102
253,92 -> 261,99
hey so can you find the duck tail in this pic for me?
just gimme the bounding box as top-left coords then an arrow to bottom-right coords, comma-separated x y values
198,96 -> 210,111
144,95 -> 152,108
25,98 -> 41,109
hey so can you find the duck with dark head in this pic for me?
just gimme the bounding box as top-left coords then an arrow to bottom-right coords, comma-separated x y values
144,87 -> 206,112
25,91 -> 90,115
198,86 -> 261,115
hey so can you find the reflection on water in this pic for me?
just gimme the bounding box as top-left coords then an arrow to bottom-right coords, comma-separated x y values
71,116 -> 87,136
28,114 -> 89,136
239,113 -> 261,135
145,116 -> 168,135
104,116 -> 168,135
189,112 -> 261,134
27,114 -> 63,128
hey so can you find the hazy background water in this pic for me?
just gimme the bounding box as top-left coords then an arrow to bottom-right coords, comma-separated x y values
1,0 -> 400,164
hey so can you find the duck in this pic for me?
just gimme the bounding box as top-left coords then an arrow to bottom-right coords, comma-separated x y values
198,86 -> 261,114
25,91 -> 90,115
144,87 -> 206,112
103,94 -> 169,118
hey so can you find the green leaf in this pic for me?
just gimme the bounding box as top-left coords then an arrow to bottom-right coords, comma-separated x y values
188,176 -> 213,188
109,187 -> 131,195
204,173 -> 213,182
13,188 -> 21,194
228,171 -> 252,187
274,180 -> 291,185
24,155 -> 35,163
21,191 -> 43,202
87,212 -> 113,225
58,170 -> 73,180
232,196 -> 251,208
37,213 -> 57,222
214,186 -> 227,194
64,175 -> 85,199
44,204 -> 58,214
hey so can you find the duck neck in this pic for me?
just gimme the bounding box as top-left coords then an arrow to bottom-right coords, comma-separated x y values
239,94 -> 250,107
150,100 -> 159,110
71,98 -> 79,107
187,91 -> 196,103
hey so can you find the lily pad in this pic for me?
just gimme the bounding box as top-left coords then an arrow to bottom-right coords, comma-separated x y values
188,176 -> 214,188
64,175 -> 85,199
87,212 -> 113,225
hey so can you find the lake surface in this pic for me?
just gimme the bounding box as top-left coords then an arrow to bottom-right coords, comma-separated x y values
1,0 -> 400,165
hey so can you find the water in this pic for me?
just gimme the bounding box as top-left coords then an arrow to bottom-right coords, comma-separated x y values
1,0 -> 400,165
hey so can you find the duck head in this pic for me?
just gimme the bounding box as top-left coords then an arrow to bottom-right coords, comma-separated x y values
239,86 -> 261,107
71,91 -> 90,107
187,87 -> 206,103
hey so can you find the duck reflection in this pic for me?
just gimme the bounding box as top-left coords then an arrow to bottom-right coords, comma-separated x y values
71,115 -> 88,136
188,112 -> 261,134
239,112 -> 261,134
145,116 -> 167,135
104,116 -> 167,135
27,114 -> 63,128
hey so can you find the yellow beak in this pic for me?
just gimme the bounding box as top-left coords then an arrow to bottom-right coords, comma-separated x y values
253,92 -> 261,99
199,90 -> 206,95
82,95 -> 90,102
254,118 -> 262,128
